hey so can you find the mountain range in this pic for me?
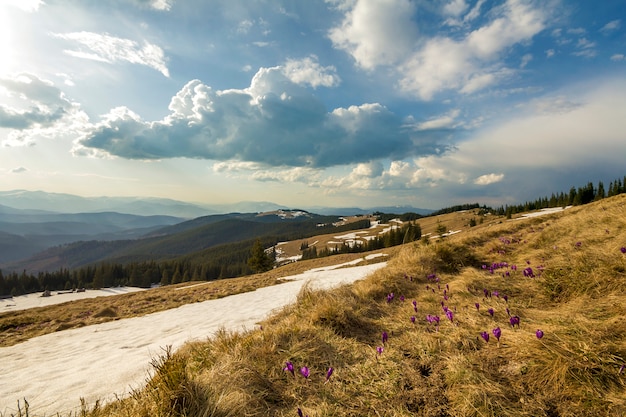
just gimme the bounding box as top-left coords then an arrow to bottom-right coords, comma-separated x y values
0,190 -> 433,217
0,190 -> 433,270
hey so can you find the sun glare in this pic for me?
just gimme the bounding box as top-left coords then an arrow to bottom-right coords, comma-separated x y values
0,8 -> 15,75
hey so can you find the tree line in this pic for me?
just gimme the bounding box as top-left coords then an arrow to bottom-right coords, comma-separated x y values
493,176 -> 626,218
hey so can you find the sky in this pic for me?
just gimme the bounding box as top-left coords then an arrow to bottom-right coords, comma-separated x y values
0,0 -> 625,210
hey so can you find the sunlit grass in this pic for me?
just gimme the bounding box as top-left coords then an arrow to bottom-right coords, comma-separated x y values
5,195 -> 626,416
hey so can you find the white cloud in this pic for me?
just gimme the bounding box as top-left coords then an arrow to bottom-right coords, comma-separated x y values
10,166 -> 28,173
546,49 -> 555,58
353,161 -> 383,178
600,19 -> 621,33
611,54 -> 625,62
474,173 -> 504,185
52,32 -> 170,77
282,56 -> 340,88
416,109 -> 460,130
75,67 -> 439,167
127,0 -> 173,11
520,53 -> 533,68
328,0 -> 418,70
237,20 -> 254,34
398,0 -> 549,99
212,161 -> 263,173
567,27 -> 586,35
0,74 -> 95,148
444,0 -> 469,17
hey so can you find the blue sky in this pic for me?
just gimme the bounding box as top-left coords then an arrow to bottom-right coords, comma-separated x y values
0,0 -> 625,210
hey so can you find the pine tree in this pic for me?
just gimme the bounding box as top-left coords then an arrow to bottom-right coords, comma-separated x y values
248,239 -> 273,273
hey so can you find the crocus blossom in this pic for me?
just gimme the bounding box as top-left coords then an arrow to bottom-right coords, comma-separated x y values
284,361 -> 295,376
325,367 -> 334,383
382,331 -> 388,344
492,327 -> 502,341
488,308 -> 494,317
410,316 -> 416,324
376,346 -> 384,355
621,247 -> 626,254
536,329 -> 544,339
510,316 -> 521,328
446,310 -> 454,322
300,366 -> 310,379
480,331 -> 490,343
475,303 -> 480,311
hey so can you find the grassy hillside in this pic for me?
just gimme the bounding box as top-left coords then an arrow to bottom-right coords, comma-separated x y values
3,213 -> 367,273
10,195 -> 626,416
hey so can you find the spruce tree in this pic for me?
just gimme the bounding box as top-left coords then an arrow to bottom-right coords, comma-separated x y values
248,239 -> 273,273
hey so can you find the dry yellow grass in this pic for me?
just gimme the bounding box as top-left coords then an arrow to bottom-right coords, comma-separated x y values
7,196 -> 626,416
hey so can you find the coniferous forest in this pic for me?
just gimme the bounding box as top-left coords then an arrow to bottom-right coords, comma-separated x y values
1,176 -> 624,297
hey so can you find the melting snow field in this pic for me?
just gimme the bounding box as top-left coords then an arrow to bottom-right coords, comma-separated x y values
0,257 -> 387,417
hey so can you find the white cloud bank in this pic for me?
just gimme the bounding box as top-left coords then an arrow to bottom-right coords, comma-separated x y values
329,0 -> 552,100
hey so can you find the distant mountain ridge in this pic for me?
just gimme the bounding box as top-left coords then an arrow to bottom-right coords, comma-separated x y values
0,210 -> 352,273
0,190 -> 434,217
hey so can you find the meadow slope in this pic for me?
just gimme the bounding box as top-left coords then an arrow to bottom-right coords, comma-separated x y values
6,195 -> 626,416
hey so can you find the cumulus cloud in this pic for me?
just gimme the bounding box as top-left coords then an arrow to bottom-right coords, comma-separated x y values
328,0 -> 418,70
329,0 -> 550,100
282,56 -> 340,88
10,166 -> 28,173
611,54 -> 625,62
52,32 -> 170,77
75,67 -> 440,167
474,173 -> 504,185
0,74 -> 72,130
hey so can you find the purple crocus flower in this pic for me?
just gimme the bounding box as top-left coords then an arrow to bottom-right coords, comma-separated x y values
492,327 -> 501,342
503,295 -> 508,303
412,300 -> 418,312
575,241 -> 582,247
283,361 -> 295,376
475,302 -> 480,311
621,247 -> 626,254
297,408 -> 304,417
446,310 -> 454,322
300,366 -> 310,379
619,364 -> 625,374
509,316 -> 521,328
325,367 -> 334,383
410,316 -> 416,324
376,346 -> 384,355
536,329 -> 544,339
382,331 -> 388,344
488,308 -> 494,317
399,295 -> 405,302
480,331 -> 490,343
